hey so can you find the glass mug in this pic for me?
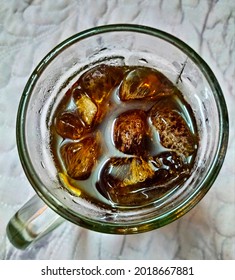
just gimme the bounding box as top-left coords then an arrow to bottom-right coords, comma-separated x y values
7,24 -> 229,249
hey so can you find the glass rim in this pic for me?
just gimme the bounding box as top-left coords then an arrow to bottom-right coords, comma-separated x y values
17,24 -> 229,233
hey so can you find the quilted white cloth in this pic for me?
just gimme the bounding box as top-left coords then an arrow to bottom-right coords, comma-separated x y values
0,0 -> 234,259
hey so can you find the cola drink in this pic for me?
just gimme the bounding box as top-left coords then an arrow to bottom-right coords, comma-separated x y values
50,64 -> 199,207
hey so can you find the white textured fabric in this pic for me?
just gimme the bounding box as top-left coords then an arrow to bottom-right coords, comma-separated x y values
0,0 -> 234,260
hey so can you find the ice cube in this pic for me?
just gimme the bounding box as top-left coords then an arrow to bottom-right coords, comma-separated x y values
113,109 -> 150,156
123,157 -> 155,186
96,157 -> 155,206
148,151 -> 190,193
55,111 -> 85,140
78,64 -> 124,103
150,151 -> 190,179
119,67 -> 174,101
60,136 -> 100,180
73,89 -> 98,127
97,152 -> 190,206
58,172 -> 82,197
150,96 -> 197,157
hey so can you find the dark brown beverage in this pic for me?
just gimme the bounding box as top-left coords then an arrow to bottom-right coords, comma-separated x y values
50,64 -> 199,208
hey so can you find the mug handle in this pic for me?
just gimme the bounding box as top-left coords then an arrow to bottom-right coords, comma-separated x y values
6,195 -> 64,249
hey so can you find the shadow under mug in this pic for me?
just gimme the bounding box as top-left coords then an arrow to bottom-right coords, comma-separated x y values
7,24 -> 229,249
